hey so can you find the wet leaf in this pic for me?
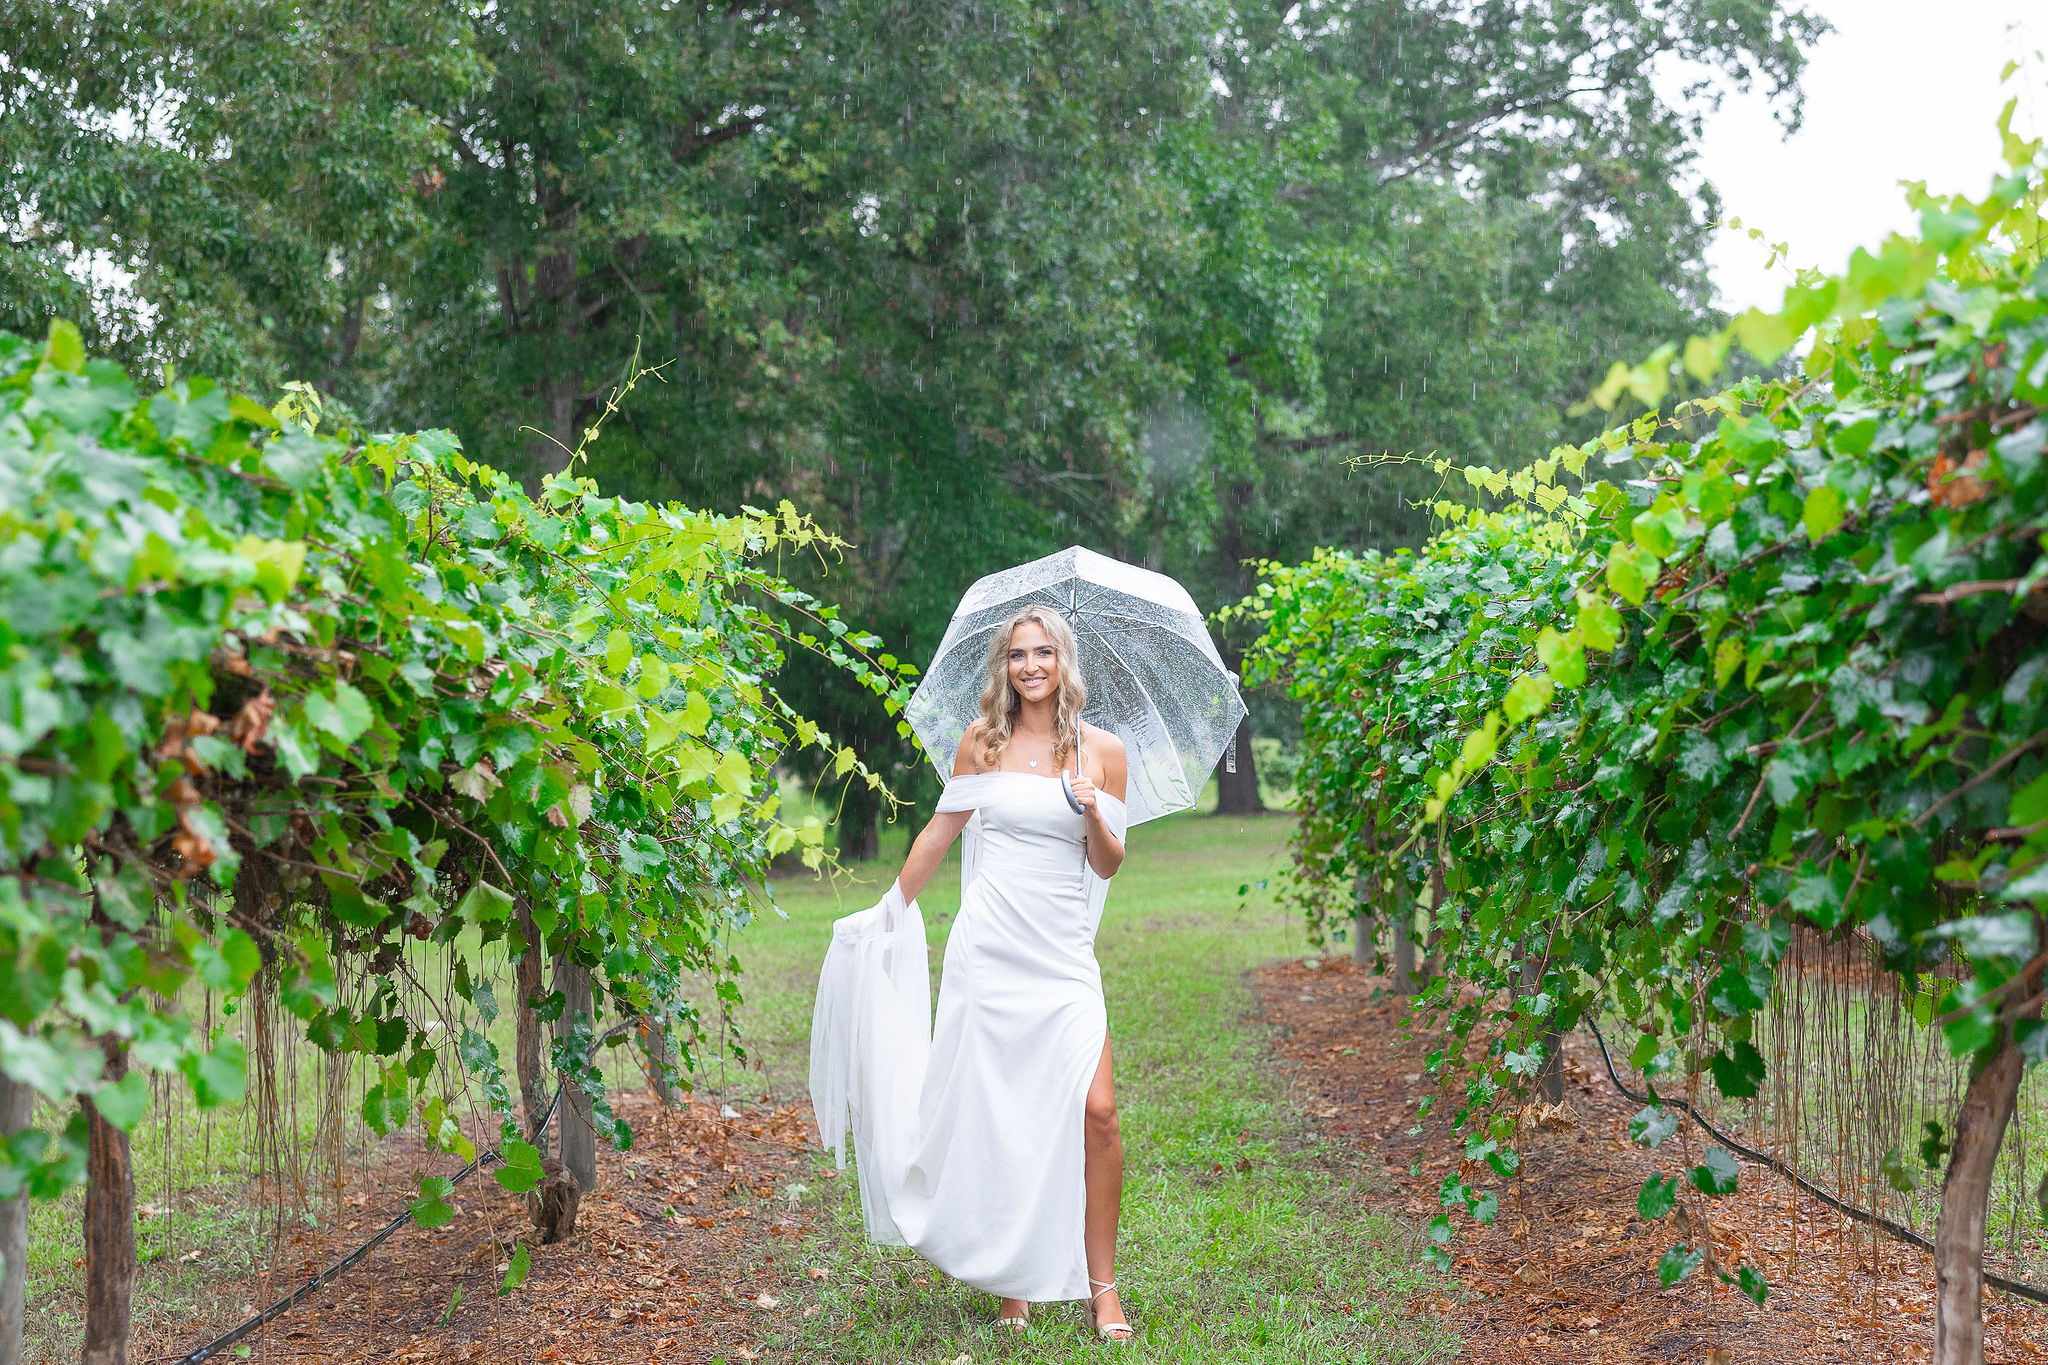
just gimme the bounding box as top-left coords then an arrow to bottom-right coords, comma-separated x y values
1657,1243 -> 1703,1286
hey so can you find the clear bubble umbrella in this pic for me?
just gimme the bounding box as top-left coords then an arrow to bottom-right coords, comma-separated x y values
905,546 -> 1247,825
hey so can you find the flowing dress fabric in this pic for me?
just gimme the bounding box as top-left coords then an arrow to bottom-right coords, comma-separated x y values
809,772 -> 1127,1302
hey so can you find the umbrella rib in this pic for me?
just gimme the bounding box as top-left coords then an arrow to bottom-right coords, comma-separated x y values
1054,576 -> 1194,618
1072,608 -> 1208,642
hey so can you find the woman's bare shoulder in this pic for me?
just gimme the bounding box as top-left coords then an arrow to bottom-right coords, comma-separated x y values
1080,723 -> 1127,796
1080,722 -> 1126,759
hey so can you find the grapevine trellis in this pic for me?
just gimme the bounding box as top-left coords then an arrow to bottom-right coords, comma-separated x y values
1242,113 -> 2048,1363
0,328 -> 909,1361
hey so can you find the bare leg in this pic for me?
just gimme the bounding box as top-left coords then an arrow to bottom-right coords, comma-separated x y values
996,1036 -> 1126,1330
1083,1035 -> 1129,1334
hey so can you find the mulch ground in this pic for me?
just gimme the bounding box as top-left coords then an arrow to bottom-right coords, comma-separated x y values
132,1089 -> 827,1365
1250,954 -> 2048,1364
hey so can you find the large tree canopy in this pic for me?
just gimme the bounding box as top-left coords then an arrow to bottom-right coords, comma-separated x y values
0,0 -> 1826,844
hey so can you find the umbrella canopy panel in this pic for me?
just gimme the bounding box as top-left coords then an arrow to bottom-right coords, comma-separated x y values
906,547 -> 1247,826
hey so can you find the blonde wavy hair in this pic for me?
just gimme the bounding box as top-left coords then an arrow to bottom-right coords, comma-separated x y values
977,605 -> 1087,770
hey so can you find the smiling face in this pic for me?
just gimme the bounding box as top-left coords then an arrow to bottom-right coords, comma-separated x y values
977,605 -> 1087,769
1006,619 -> 1061,707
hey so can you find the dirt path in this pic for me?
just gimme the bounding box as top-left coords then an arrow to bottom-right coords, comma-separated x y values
130,1090 -> 826,1365
1250,955 -> 2048,1365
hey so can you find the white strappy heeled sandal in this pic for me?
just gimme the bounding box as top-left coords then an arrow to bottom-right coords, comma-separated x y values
1087,1279 -> 1134,1344
994,1300 -> 1030,1331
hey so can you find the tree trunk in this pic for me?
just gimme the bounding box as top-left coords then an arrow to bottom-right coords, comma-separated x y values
1214,717 -> 1264,815
527,368 -> 582,480
1934,1033 -> 2026,1365
0,1074 -> 31,1365
518,187 -> 587,486
514,902 -> 549,1153
334,293 -> 367,371
1210,472 -> 1265,817
81,1047 -> 135,1365
551,956 -> 598,1198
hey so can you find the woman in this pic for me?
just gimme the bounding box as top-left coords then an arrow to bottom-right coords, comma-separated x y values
810,604 -> 1134,1341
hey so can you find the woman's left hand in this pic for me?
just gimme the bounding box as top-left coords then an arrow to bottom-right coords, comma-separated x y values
1068,769 -> 1099,817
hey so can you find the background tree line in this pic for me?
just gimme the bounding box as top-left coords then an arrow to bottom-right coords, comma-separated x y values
1,0 -> 1825,851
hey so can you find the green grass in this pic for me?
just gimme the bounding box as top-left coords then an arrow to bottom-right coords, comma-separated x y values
729,805 -> 1458,1363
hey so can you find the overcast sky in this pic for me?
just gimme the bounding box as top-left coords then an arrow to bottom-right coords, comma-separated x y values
1683,2 -> 2045,315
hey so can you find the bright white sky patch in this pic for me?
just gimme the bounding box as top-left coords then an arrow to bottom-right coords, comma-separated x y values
1685,2 -> 2044,315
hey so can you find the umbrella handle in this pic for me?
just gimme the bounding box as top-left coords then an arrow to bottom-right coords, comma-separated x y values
1062,733 -> 1090,894
1060,733 -> 1087,816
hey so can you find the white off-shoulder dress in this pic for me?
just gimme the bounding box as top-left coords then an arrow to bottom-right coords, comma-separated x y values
810,771 -> 1129,1302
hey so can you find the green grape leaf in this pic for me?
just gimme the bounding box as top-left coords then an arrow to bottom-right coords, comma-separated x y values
1638,1173 -> 1677,1220
1880,1145 -> 1920,1194
499,1242 -> 531,1295
91,1071 -> 151,1132
1578,594 -> 1624,652
1802,483 -> 1845,542
1709,1041 -> 1767,1100
1629,1105 -> 1681,1149
495,1138 -> 547,1195
1657,1244 -> 1704,1287
411,1176 -> 456,1230
303,681 -> 374,745
1689,1146 -> 1739,1196
1724,1265 -> 1769,1305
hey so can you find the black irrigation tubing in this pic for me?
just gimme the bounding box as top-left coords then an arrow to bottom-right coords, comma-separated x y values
164,1073 -> 576,1365
1583,1018 -> 2048,1309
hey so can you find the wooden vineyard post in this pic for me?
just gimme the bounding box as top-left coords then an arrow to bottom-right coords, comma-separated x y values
0,1073 -> 29,1365
1392,859 -> 1447,993
515,899 -> 549,1154
1421,861 -> 1447,984
1533,1032 -> 1564,1104
645,1018 -> 678,1107
1392,910 -> 1417,992
1350,874 -> 1375,968
1519,943 -> 1563,1105
552,956 -> 598,1196
80,1044 -> 135,1365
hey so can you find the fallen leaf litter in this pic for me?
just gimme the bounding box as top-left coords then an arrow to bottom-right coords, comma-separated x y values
130,1089 -> 825,1364
1251,954 -> 2048,1364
